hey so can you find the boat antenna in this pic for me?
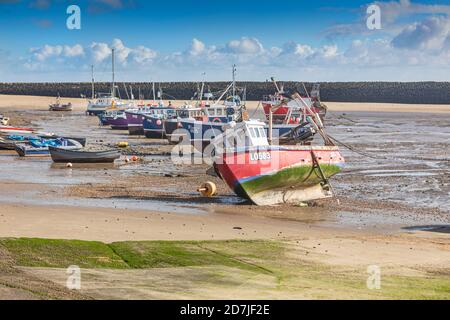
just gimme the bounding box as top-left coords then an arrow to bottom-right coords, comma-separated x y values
111,48 -> 116,98
91,65 -> 95,99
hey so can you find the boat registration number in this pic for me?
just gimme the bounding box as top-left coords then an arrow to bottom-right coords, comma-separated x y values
250,152 -> 271,161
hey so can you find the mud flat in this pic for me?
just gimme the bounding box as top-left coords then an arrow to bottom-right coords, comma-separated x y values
0,96 -> 449,299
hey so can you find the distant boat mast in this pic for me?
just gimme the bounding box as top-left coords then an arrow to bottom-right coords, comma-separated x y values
232,64 -> 236,99
91,65 -> 95,99
111,48 -> 116,98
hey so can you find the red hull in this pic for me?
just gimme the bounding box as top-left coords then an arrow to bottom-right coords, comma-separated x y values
215,146 -> 345,205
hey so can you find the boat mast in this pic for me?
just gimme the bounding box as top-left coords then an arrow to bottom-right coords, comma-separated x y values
199,72 -> 206,104
271,77 -> 282,94
152,82 -> 156,103
111,48 -> 116,98
232,64 -> 236,100
91,65 -> 95,99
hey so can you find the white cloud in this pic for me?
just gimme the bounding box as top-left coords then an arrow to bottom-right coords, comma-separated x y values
391,16 -> 450,50
90,42 -> 111,63
320,44 -> 339,58
31,45 -> 62,61
112,38 -> 132,63
30,44 -> 84,62
89,39 -> 157,65
131,45 -> 157,64
63,44 -> 85,57
225,37 -> 264,54
20,33 -> 450,81
189,38 -> 206,56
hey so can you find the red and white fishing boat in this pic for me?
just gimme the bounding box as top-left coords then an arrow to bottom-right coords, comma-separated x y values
210,94 -> 343,206
262,79 -> 327,124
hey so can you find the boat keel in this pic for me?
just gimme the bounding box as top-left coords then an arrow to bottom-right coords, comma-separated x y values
248,183 -> 333,206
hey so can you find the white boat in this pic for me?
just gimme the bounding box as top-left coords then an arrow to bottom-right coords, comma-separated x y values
87,93 -> 134,115
86,49 -> 135,115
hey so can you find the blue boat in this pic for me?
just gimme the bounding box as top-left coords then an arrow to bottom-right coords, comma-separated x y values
14,138 -> 83,157
142,109 -> 177,139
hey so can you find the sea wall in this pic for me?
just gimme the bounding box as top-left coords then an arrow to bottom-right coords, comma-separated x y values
1,82 -> 450,104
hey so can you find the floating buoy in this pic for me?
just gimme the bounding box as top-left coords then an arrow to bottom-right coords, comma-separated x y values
66,162 -> 73,168
125,157 -> 130,163
117,141 -> 129,148
132,156 -> 139,161
198,181 -> 217,197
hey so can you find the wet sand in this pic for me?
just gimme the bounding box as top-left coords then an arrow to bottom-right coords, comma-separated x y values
0,95 -> 449,299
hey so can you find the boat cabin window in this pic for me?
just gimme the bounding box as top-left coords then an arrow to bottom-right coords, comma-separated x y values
258,128 -> 266,138
245,124 -> 269,147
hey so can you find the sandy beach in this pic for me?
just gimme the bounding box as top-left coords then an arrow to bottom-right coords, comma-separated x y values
0,95 -> 449,299
1,94 -> 450,114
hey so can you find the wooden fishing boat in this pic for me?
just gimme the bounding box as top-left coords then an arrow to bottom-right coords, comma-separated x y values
49,95 -> 73,111
262,79 -> 327,123
211,120 -> 344,206
48,147 -> 121,163
210,94 -> 343,206
49,103 -> 73,112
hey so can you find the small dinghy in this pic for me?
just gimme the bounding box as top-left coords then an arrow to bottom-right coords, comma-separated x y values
49,96 -> 73,111
15,138 -> 82,157
48,147 -> 121,163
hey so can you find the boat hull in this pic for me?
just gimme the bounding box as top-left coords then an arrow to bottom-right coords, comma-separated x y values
125,112 -> 146,135
214,146 -> 344,205
49,104 -> 73,112
49,147 -> 121,163
109,117 -> 129,130
143,116 -> 166,139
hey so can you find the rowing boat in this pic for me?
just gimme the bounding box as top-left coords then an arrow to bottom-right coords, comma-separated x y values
48,147 -> 121,163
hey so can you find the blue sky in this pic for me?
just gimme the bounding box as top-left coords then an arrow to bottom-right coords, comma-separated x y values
1,0 -> 450,82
